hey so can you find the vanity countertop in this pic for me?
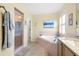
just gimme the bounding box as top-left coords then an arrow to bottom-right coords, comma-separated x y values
58,37 -> 79,56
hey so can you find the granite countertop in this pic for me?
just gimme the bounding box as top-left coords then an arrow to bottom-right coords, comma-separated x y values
58,37 -> 79,56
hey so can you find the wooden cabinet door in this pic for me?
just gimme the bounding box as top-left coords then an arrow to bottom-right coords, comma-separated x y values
63,44 -> 74,56
58,40 -> 62,56
58,40 -> 75,56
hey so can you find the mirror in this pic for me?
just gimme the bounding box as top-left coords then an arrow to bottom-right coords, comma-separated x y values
76,4 -> 79,28
76,4 -> 79,34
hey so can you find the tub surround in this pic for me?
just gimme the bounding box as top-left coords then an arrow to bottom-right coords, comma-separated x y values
37,35 -> 58,56
39,35 -> 58,43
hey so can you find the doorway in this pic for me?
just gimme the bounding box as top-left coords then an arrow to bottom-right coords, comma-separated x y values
14,8 -> 24,50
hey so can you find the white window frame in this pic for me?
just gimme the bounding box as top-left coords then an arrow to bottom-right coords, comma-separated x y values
59,15 -> 66,34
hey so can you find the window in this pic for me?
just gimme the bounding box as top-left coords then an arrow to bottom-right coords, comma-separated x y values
59,15 -> 66,34
43,20 -> 54,28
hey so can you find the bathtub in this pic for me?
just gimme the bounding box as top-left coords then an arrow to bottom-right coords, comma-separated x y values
39,35 -> 58,43
38,35 -> 58,55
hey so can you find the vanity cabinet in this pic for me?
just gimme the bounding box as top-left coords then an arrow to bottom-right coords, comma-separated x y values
58,40 -> 76,56
62,44 -> 75,56
57,40 -> 62,56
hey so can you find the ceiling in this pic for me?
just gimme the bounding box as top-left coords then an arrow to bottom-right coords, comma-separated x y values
24,3 -> 64,15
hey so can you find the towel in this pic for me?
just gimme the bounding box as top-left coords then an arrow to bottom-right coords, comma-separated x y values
3,11 -> 14,49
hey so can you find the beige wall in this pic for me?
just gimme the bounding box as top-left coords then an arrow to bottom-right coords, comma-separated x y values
59,3 -> 76,35
31,13 -> 60,41
0,3 -> 30,56
31,3 -> 77,42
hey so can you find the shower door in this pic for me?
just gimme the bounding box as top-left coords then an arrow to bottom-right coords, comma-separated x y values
14,8 -> 24,49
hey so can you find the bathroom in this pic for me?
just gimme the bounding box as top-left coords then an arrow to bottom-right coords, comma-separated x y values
0,3 -> 79,56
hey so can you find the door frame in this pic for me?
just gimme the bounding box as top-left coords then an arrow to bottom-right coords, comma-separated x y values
14,7 -> 24,49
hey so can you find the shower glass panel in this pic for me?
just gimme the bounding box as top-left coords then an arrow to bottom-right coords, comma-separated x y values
14,8 -> 24,50
15,22 -> 23,36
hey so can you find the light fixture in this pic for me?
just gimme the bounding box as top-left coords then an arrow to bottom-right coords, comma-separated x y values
16,15 -> 22,19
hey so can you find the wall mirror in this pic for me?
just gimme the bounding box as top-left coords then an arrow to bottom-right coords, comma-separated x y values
76,4 -> 79,35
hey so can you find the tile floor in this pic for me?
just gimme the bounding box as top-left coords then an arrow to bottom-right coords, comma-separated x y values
15,42 -> 48,56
